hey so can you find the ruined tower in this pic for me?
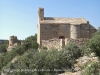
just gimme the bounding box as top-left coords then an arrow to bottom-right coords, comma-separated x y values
7,36 -> 21,51
9,36 -> 18,46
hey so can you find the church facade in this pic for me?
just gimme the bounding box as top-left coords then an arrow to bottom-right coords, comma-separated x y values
37,8 -> 97,50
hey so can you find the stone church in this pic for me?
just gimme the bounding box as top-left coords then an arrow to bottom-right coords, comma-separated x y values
37,7 -> 97,50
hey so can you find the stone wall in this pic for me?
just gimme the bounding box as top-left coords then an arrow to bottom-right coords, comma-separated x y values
70,25 -> 81,39
40,24 -> 70,40
65,38 -> 88,46
39,24 -> 96,50
80,24 -> 89,38
40,24 -> 96,41
41,39 -> 61,50
41,38 -> 88,50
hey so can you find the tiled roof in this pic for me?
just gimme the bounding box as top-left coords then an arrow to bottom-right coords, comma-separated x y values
40,17 -> 88,25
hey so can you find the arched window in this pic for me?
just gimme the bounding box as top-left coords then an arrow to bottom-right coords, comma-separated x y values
59,36 -> 65,39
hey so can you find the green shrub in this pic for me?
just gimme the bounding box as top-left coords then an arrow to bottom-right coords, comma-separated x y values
2,48 -> 75,75
23,34 -> 38,49
83,62 -> 100,75
32,41 -> 39,49
62,42 -> 82,59
0,44 -> 7,53
85,27 -> 100,57
80,43 -> 92,56
41,46 -> 47,50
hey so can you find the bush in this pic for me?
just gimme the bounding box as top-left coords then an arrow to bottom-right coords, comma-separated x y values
0,44 -> 7,53
62,42 -> 82,59
40,46 -> 47,50
86,27 -> 100,57
2,48 -> 75,75
83,62 -> 100,75
32,41 -> 39,49
23,34 -> 38,49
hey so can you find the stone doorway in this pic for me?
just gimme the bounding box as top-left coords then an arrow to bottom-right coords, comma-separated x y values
59,36 -> 65,47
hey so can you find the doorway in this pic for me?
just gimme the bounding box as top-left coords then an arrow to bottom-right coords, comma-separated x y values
59,36 -> 65,46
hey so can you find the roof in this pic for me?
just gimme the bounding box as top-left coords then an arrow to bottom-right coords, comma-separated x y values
40,17 -> 89,25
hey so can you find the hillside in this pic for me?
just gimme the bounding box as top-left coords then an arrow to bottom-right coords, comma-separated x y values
0,28 -> 100,75
0,40 -> 8,46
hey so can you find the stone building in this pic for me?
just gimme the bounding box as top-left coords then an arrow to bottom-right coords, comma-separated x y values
7,36 -> 21,51
37,7 -> 97,50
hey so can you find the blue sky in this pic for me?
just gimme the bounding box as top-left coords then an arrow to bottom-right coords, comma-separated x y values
0,0 -> 100,40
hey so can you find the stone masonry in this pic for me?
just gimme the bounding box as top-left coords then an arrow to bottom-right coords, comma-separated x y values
7,36 -> 21,51
37,7 -> 97,50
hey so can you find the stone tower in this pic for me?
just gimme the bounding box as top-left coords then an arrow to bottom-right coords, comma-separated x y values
38,7 -> 44,21
9,36 -> 18,46
37,7 -> 44,45
7,36 -> 21,51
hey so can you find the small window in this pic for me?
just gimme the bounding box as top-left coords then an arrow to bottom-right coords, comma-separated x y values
57,29 -> 58,30
45,28 -> 46,29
